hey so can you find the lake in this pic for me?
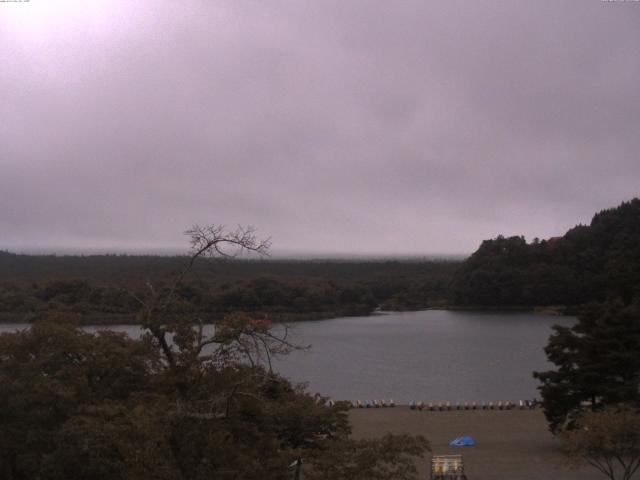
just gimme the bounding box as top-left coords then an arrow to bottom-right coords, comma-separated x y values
0,310 -> 572,404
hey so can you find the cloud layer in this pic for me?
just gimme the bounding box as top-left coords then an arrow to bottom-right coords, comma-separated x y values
1,0 -> 639,255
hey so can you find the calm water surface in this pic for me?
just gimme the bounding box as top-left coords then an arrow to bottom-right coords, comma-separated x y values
274,310 -> 572,403
0,310 -> 572,403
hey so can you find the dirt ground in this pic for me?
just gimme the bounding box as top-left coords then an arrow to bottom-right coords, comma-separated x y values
349,407 -> 603,480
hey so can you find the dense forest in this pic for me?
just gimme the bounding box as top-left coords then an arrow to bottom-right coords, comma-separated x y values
3,198 -> 639,323
452,198 -> 640,308
0,253 -> 458,323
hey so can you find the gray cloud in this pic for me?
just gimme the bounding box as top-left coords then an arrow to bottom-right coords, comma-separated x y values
1,0 -> 639,255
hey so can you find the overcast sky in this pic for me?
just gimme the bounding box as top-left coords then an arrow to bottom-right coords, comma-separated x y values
1,0 -> 639,256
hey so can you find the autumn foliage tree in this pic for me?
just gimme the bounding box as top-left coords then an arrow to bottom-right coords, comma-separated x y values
0,225 -> 430,480
561,406 -> 640,480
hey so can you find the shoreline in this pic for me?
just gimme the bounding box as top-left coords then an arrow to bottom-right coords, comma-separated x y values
0,305 -> 574,325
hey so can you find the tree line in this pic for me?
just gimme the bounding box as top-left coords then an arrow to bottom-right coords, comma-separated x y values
0,254 -> 457,323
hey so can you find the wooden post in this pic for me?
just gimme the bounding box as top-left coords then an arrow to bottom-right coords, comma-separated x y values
293,458 -> 302,480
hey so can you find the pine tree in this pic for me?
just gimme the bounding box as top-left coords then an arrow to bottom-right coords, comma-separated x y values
534,299 -> 640,432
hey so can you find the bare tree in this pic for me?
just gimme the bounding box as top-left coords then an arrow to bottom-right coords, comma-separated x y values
561,406 -> 640,480
126,225 -> 301,403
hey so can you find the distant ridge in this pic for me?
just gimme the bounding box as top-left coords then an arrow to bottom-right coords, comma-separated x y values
0,247 -> 466,263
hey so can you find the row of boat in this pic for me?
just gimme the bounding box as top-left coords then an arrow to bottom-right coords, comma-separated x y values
409,399 -> 539,410
328,398 -> 539,410
350,399 -> 396,408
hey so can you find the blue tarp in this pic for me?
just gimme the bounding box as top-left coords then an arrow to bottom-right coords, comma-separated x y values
449,436 -> 476,447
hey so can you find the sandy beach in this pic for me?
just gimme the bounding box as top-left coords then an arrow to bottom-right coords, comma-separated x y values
349,407 -> 602,480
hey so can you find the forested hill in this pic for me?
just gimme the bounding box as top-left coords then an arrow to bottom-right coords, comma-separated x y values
451,198 -> 640,308
0,253 -> 458,323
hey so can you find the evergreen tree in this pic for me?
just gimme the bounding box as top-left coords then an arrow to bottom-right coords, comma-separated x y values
452,198 -> 640,308
534,299 -> 640,432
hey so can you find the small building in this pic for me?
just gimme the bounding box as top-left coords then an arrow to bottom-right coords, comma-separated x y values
431,454 -> 465,480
